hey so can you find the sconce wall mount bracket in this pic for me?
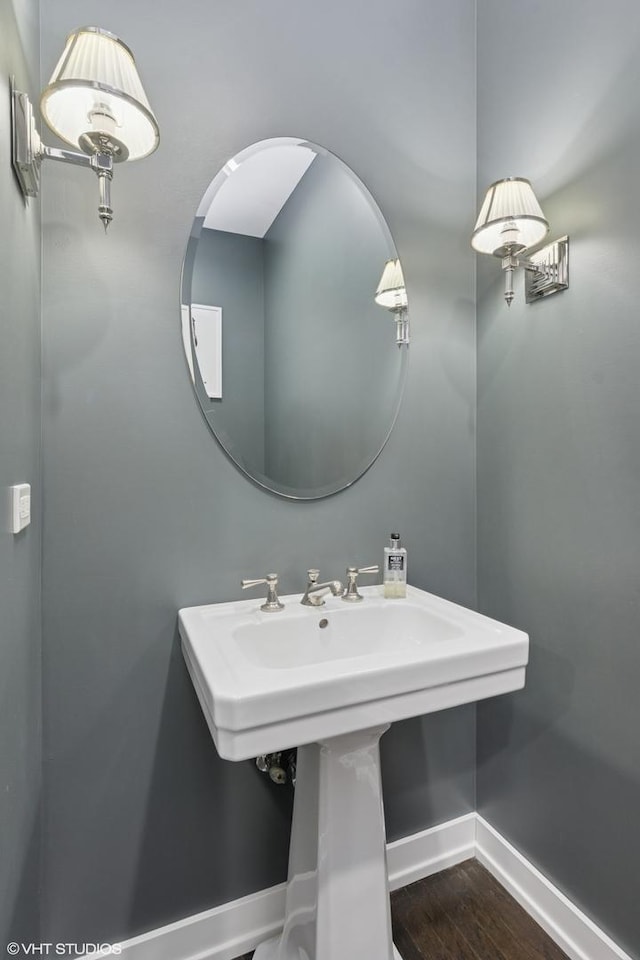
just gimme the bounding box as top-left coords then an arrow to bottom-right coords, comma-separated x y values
522,235 -> 569,303
11,80 -> 42,198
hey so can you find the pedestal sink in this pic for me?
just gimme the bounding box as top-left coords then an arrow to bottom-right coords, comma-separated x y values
179,584 -> 528,960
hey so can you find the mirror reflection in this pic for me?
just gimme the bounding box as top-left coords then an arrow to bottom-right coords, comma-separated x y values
181,138 -> 408,499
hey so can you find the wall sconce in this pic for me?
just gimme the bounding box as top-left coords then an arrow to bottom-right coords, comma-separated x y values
11,26 -> 159,231
471,177 -> 569,306
375,258 -> 410,345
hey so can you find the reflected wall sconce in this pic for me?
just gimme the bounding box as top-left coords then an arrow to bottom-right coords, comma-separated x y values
11,26 -> 159,231
375,258 -> 410,345
472,177 -> 569,307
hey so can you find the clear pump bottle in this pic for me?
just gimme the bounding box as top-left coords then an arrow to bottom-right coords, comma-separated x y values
383,533 -> 407,598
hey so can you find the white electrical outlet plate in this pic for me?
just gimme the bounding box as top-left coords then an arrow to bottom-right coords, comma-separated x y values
10,483 -> 31,533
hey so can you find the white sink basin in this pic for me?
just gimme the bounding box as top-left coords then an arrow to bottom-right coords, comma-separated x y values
179,584 -> 528,760
179,583 -> 528,960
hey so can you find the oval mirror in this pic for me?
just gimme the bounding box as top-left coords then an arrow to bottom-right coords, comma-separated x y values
180,137 -> 409,499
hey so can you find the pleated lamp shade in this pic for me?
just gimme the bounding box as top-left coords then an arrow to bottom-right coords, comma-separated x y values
471,177 -> 549,256
375,258 -> 408,310
40,26 -> 159,162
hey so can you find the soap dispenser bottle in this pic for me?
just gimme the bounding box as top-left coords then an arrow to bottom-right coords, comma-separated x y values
383,533 -> 407,598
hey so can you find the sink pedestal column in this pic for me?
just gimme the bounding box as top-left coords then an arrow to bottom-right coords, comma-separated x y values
254,724 -> 402,960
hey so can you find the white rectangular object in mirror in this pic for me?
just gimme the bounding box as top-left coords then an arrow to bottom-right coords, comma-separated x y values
191,303 -> 222,399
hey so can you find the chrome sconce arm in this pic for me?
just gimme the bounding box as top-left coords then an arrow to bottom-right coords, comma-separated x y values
10,26 -> 159,231
472,177 -> 569,307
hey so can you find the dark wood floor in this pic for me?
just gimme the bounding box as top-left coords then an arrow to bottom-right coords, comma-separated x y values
235,859 -> 570,960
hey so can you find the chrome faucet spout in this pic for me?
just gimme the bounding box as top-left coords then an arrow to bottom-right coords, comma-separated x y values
319,580 -> 343,596
301,569 -> 343,607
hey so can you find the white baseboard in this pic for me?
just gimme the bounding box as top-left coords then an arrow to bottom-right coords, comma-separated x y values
476,816 -> 634,960
106,881 -> 286,960
387,811 -> 476,891
88,813 -> 633,960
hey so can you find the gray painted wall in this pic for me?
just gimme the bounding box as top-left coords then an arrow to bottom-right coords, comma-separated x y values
476,2 -> 640,957
0,0 -> 41,945
191,228 -> 266,474
263,152 -> 398,491
40,0 -> 476,945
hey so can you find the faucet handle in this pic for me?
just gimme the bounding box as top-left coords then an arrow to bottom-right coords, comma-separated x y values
342,564 -> 380,603
241,572 -> 284,612
306,568 -> 320,584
